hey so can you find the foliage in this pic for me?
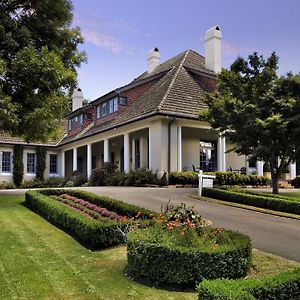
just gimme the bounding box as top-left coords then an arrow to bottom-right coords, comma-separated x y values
36,146 -> 47,181
12,144 -> 24,187
169,171 -> 267,186
197,267 -> 300,300
0,0 -> 86,142
292,176 -> 300,188
20,177 -> 66,188
199,52 -> 300,194
202,187 -> 300,215
90,167 -> 163,187
126,225 -> 252,287
0,182 -> 15,189
25,190 -> 154,249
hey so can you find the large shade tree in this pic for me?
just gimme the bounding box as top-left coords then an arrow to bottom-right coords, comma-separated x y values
200,52 -> 300,194
0,0 -> 86,142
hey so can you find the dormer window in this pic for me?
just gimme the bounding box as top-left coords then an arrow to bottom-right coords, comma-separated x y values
96,96 -> 127,119
68,113 -> 83,130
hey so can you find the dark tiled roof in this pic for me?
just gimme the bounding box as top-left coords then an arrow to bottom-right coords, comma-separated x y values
0,49 -> 216,147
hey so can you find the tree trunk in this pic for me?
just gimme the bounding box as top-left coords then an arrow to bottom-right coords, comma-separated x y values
271,174 -> 280,194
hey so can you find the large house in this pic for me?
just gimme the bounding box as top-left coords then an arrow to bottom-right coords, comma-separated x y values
0,26 -> 298,184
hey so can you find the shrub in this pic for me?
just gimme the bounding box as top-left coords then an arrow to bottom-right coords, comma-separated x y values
73,175 -> 87,187
13,144 -> 24,187
36,146 -> 46,181
126,225 -> 252,287
44,176 -> 66,187
25,189 -> 154,249
292,176 -> 300,188
21,179 -> 45,188
0,182 -> 15,189
202,187 -> 300,215
124,168 -> 159,186
169,171 -> 198,185
197,267 -> 300,299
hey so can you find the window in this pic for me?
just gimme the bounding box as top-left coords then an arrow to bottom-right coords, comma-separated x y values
96,96 -> 127,119
134,139 -> 141,169
199,141 -> 216,172
69,113 -> 83,130
27,153 -> 36,174
49,154 -> 58,174
2,151 -> 12,173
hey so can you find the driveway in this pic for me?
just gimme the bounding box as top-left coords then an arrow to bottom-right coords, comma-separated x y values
1,186 -> 300,262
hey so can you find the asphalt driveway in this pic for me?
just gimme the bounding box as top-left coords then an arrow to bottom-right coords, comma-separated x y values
1,186 -> 300,262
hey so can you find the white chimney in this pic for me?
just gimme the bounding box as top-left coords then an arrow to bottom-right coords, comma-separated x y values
72,88 -> 83,111
204,26 -> 222,73
147,48 -> 160,73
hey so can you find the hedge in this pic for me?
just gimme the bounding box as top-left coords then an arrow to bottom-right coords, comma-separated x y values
292,176 -> 300,188
25,189 -> 154,249
126,227 -> 252,287
202,187 -> 300,215
197,267 -> 300,299
169,171 -> 268,186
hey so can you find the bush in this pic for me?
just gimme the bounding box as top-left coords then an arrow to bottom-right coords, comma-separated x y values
168,171 -> 268,187
44,176 -> 66,187
126,225 -> 252,287
197,267 -> 300,299
0,182 -> 15,189
292,176 -> 300,188
13,144 -> 24,187
25,189 -> 154,249
202,187 -> 300,215
21,179 -> 45,188
36,146 -> 46,181
169,171 -> 198,185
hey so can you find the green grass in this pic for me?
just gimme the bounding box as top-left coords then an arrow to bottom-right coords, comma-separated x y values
0,195 -> 298,299
279,191 -> 300,201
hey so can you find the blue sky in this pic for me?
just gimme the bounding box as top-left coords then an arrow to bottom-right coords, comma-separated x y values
72,0 -> 300,101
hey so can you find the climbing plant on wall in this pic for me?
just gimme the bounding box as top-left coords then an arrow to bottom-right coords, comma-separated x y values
36,146 -> 47,181
13,145 -> 24,187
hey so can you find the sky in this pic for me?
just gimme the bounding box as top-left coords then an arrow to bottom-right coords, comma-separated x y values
71,0 -> 300,101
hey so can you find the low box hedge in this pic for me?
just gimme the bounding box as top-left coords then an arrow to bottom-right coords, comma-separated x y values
126,226 -> 252,287
197,267 -> 300,299
25,189 -> 154,249
169,171 -> 268,187
202,187 -> 300,215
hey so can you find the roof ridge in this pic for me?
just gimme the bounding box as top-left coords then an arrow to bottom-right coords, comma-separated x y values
157,50 -> 190,111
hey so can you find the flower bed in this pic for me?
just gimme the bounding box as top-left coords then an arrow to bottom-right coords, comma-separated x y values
25,189 -> 154,249
125,203 -> 252,288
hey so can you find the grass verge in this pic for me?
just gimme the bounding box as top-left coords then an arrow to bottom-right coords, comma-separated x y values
0,194 -> 298,299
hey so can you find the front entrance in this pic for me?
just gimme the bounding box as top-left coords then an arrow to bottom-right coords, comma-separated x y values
199,141 -> 217,172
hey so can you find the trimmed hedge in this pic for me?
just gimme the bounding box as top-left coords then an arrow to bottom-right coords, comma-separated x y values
25,189 -> 154,249
197,267 -> 300,299
126,226 -> 252,287
292,176 -> 300,188
169,171 -> 268,186
202,187 -> 300,215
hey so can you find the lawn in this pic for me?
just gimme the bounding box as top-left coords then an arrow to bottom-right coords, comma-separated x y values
279,191 -> 300,201
0,194 -> 298,299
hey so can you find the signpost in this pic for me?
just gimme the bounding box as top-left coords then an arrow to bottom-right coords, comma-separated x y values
198,170 -> 216,197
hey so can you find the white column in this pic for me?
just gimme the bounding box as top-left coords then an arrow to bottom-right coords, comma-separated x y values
132,138 -> 136,170
256,160 -> 264,176
221,136 -> 226,171
290,162 -> 297,179
217,135 -> 226,171
124,133 -> 130,172
87,143 -> 92,178
73,147 -> 77,171
177,126 -> 182,172
104,139 -> 109,162
148,127 -> 152,169
61,151 -> 65,178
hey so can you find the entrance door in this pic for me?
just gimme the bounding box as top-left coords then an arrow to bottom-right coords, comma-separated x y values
199,141 -> 216,172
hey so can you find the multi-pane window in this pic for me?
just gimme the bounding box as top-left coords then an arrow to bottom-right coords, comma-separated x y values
2,151 -> 12,173
134,139 -> 141,169
49,154 -> 58,174
68,113 -> 83,130
96,96 -> 127,119
27,153 -> 36,174
199,141 -> 216,172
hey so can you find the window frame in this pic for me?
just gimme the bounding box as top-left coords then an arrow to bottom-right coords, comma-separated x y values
27,152 -> 36,174
1,151 -> 12,174
49,154 -> 58,175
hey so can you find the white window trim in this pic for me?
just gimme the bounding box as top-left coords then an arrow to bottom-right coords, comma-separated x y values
1,151 -> 12,175
26,152 -> 36,175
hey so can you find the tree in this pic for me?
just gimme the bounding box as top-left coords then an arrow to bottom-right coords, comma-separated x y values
0,0 -> 86,142
199,52 -> 300,194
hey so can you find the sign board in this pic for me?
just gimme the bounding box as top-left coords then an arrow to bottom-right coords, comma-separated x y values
202,178 -> 214,188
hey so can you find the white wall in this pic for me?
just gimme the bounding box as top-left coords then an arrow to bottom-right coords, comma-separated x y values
225,142 -> 247,171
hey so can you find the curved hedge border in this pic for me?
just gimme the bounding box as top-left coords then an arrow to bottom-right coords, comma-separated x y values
25,189 -> 154,249
202,188 -> 300,215
126,227 -> 252,287
197,267 -> 300,299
